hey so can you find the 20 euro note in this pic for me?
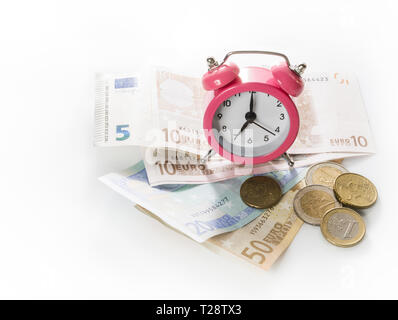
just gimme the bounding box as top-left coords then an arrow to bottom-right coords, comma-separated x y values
135,179 -> 306,270
144,147 -> 367,186
99,161 -> 306,242
95,68 -> 376,156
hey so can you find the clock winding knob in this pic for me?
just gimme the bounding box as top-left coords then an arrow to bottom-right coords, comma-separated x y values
206,57 -> 219,70
293,63 -> 307,76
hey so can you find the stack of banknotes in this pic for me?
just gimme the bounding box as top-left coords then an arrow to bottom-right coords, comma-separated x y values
95,67 -> 375,269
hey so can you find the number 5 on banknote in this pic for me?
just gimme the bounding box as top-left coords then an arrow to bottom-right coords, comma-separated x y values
116,124 -> 130,141
202,51 -> 307,166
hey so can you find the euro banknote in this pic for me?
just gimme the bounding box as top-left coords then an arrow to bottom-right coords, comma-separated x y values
134,179 -> 306,270
94,68 -> 376,156
94,69 -> 209,154
206,180 -> 306,270
144,147 -> 367,186
99,161 -> 306,242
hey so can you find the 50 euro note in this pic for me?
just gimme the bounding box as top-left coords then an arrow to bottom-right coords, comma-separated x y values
95,67 -> 376,156
99,161 -> 306,242
135,179 -> 307,270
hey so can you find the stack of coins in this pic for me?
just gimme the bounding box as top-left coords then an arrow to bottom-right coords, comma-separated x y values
293,161 -> 377,247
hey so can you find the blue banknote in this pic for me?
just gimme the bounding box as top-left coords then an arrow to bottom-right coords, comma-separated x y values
100,161 -> 306,242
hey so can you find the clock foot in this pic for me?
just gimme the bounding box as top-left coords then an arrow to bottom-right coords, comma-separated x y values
282,152 -> 295,167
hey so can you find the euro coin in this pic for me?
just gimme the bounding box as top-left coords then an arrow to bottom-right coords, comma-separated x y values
293,185 -> 341,225
334,173 -> 378,209
321,207 -> 366,247
305,161 -> 349,188
240,176 -> 282,209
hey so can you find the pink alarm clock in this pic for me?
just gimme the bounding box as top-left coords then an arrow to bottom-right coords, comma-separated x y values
202,51 -> 306,166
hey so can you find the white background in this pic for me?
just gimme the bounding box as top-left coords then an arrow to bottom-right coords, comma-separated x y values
0,0 -> 397,299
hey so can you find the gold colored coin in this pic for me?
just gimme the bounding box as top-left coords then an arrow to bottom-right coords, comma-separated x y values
334,173 -> 378,209
305,162 -> 349,188
321,207 -> 366,247
240,176 -> 282,209
293,185 -> 341,225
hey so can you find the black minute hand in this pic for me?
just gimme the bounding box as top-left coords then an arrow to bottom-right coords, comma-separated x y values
249,91 -> 254,113
252,121 -> 276,136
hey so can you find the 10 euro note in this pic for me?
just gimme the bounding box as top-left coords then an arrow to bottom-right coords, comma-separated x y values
290,73 -> 376,154
99,161 -> 306,242
143,147 -> 367,186
95,67 -> 376,157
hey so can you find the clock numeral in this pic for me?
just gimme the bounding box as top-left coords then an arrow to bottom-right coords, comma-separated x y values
264,135 -> 269,142
217,113 -> 222,119
222,125 -> 227,132
247,138 -> 253,144
275,126 -> 280,133
223,100 -> 231,107
276,101 -> 282,107
280,113 -> 285,120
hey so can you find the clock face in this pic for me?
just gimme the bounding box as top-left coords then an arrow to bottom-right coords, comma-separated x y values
212,91 -> 290,158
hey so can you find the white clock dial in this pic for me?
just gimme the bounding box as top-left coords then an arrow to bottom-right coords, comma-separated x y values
212,91 -> 290,157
